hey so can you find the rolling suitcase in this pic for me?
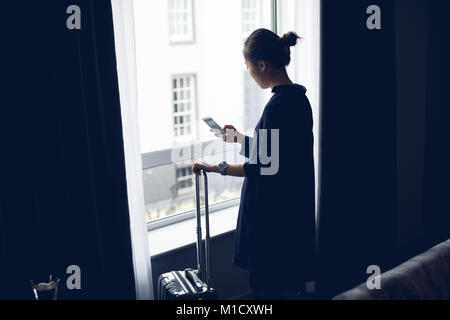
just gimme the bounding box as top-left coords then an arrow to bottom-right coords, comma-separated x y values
157,170 -> 218,300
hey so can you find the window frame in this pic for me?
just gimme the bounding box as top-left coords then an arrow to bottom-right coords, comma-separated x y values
145,0 -> 278,231
175,164 -> 194,195
168,0 -> 197,45
171,74 -> 197,145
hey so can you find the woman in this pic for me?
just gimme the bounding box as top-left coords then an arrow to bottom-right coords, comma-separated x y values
192,28 -> 316,299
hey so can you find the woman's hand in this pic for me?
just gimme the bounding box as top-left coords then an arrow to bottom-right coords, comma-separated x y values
191,161 -> 218,176
210,125 -> 244,144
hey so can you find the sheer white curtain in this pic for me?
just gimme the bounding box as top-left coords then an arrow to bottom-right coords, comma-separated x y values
295,0 -> 321,225
278,0 -> 321,222
278,1 -> 321,291
111,0 -> 153,300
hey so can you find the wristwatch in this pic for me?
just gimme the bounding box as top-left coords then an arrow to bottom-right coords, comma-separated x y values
218,161 -> 228,176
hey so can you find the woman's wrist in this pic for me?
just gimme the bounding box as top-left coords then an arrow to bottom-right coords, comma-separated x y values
210,164 -> 220,173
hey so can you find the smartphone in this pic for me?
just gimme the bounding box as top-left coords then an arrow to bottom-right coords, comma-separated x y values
202,117 -> 225,137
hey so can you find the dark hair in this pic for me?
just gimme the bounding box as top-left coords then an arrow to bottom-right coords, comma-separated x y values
243,29 -> 302,69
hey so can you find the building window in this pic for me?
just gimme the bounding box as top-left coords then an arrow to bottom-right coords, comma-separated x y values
172,75 -> 196,143
169,0 -> 195,43
176,165 -> 194,193
242,0 -> 259,36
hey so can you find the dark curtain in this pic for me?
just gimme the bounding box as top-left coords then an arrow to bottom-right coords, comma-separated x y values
422,1 -> 450,248
0,1 -> 136,299
318,0 -> 450,299
318,0 -> 397,298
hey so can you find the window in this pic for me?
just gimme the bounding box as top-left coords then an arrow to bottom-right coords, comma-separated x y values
175,165 -> 194,193
135,0 -> 272,227
172,75 -> 196,144
242,0 -> 259,36
169,0 -> 195,43
133,0 -> 320,230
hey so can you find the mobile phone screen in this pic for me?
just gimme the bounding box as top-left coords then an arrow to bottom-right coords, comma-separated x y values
202,117 -> 225,136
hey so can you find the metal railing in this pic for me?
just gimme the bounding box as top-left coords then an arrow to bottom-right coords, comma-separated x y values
143,139 -> 242,231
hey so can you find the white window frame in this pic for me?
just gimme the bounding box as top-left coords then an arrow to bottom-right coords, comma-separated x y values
172,74 -> 197,145
168,0 -> 196,44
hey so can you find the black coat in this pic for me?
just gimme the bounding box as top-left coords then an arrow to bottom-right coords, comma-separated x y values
232,84 -> 317,289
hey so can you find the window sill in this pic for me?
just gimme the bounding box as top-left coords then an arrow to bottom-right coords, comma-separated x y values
148,204 -> 239,256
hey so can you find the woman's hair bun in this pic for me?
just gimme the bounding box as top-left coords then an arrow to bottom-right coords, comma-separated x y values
280,31 -> 301,47
243,28 -> 301,68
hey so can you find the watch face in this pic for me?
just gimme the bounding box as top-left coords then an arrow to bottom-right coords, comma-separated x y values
219,162 -> 227,169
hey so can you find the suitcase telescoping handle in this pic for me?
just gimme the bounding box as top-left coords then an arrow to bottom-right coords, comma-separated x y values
194,169 -> 212,291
